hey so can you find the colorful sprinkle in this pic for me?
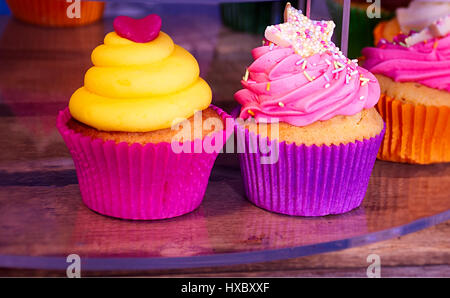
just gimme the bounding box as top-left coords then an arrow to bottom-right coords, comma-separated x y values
303,71 -> 313,81
433,41 -> 439,49
266,82 -> 271,91
243,68 -> 249,81
248,110 -> 255,116
335,61 -> 344,68
296,58 -> 305,66
278,102 -> 285,107
302,60 -> 307,69
333,61 -> 339,69
360,76 -> 370,86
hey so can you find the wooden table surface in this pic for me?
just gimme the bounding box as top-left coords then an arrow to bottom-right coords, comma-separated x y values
0,7 -> 449,277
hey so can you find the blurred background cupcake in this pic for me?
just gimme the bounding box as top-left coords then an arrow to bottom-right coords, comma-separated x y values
373,0 -> 450,44
6,0 -> 105,27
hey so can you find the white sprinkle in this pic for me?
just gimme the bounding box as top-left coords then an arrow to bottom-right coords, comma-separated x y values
269,43 -> 274,50
359,95 -> 365,100
325,59 -> 331,65
324,74 -> 330,82
324,83 -> 331,88
350,70 -> 358,76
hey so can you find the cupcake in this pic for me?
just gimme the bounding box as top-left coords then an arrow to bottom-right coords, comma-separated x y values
374,0 -> 450,44
326,0 -> 395,59
363,15 -> 450,164
6,0 -> 105,27
234,4 -> 385,217
57,14 -> 232,220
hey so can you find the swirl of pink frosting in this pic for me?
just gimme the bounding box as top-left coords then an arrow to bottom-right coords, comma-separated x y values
362,34 -> 450,92
234,45 -> 380,126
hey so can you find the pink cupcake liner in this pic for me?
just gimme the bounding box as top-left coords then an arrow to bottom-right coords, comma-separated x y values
235,122 -> 385,216
57,105 -> 233,220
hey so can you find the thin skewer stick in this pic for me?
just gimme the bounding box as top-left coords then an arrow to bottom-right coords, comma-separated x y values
341,0 -> 351,56
283,2 -> 291,22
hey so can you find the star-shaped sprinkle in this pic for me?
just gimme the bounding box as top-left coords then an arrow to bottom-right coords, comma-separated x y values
264,4 -> 335,57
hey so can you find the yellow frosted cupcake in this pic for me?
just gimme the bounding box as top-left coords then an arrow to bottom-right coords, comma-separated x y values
57,15 -> 232,220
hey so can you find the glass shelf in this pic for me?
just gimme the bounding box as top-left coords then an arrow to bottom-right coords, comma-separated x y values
1,155 -> 449,270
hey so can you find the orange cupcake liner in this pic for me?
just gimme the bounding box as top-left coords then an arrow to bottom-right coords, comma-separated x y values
376,94 -> 450,164
6,0 -> 105,27
373,20 -> 387,45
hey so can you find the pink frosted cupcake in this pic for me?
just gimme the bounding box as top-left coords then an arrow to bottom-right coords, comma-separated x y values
234,4 -> 385,216
57,15 -> 232,220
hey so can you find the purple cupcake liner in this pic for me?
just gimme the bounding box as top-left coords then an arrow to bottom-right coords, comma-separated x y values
235,122 -> 385,216
57,105 -> 233,220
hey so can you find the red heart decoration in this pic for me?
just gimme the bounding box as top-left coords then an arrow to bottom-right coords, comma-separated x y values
113,14 -> 162,43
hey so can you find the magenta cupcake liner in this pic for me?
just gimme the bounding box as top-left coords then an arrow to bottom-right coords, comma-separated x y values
57,105 -> 233,220
235,123 -> 385,216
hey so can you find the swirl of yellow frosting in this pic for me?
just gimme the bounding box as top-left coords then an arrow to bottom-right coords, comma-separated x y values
69,31 -> 212,132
